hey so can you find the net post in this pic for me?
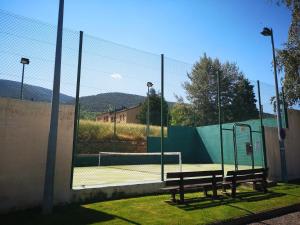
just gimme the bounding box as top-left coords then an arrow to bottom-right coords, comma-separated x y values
179,152 -> 182,172
70,30 -> 83,189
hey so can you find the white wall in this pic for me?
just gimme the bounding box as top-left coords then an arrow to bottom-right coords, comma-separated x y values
0,97 -> 74,213
265,109 -> 300,181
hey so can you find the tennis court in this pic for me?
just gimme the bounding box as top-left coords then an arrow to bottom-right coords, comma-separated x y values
72,163 -> 258,188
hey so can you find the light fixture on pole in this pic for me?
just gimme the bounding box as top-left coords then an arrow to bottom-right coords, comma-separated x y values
146,81 -> 153,137
261,27 -> 287,181
20,57 -> 30,100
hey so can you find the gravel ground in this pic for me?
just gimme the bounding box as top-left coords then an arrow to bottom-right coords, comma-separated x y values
249,211 -> 300,225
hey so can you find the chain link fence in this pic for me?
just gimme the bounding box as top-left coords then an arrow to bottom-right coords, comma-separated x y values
0,9 -> 291,189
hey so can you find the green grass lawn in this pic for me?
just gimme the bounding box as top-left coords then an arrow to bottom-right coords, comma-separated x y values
2,183 -> 300,225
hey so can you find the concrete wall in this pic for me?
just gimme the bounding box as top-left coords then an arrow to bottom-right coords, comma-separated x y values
1,97 -> 298,213
0,98 -> 166,214
72,182 -> 164,203
265,109 -> 300,181
0,97 -> 74,213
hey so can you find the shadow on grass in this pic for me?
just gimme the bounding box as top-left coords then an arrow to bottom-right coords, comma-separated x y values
171,191 -> 285,212
287,180 -> 300,185
1,205 -> 141,225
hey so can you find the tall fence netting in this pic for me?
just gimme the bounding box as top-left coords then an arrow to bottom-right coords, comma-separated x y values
0,10 -> 291,189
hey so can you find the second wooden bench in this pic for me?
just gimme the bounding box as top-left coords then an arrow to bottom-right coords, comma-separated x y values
224,168 -> 268,197
162,170 -> 223,203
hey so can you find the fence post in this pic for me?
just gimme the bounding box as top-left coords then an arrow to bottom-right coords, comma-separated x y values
281,87 -> 289,128
114,106 -> 117,138
161,54 -> 165,181
257,80 -> 268,169
217,71 -> 224,177
42,0 -> 64,214
70,31 -> 83,189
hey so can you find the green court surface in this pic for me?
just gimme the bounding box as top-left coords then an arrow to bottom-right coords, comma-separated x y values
73,163 -> 258,188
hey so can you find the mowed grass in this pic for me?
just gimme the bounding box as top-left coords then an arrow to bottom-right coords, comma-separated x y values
78,120 -> 166,141
2,183 -> 300,225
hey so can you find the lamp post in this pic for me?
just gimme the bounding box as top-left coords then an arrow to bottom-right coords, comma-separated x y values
20,57 -> 30,100
146,82 -> 153,136
261,27 -> 287,181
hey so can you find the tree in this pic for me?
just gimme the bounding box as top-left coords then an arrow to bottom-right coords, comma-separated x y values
183,54 -> 259,126
231,76 -> 259,121
137,88 -> 169,126
276,0 -> 300,106
170,96 -> 194,126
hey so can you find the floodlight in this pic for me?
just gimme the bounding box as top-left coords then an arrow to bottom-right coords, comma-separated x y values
20,57 -> 30,65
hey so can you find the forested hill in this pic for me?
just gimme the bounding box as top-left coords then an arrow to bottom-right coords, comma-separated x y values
0,80 -> 147,111
79,92 -> 146,112
0,79 -> 74,103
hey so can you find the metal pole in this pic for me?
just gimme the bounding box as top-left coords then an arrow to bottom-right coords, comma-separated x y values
270,30 -> 287,181
161,54 -> 165,181
70,31 -> 83,189
147,86 -> 150,136
20,64 -> 25,100
217,71 -> 224,177
178,152 -> 182,172
281,87 -> 289,128
233,125 -> 238,171
114,106 -> 117,138
257,80 -> 268,169
248,126 -> 254,170
42,0 -> 64,214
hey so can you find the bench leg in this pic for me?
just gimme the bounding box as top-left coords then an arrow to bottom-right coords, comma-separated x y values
212,186 -> 217,199
231,185 -> 236,198
204,187 -> 208,197
263,180 -> 268,193
253,181 -> 257,190
222,184 -> 227,194
171,191 -> 176,203
179,190 -> 184,203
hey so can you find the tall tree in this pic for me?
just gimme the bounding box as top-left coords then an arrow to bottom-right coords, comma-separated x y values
137,88 -> 169,126
183,54 -> 258,126
170,96 -> 194,126
276,0 -> 300,106
231,76 -> 259,121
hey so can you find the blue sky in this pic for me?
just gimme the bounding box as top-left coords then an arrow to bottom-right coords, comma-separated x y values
0,0 -> 292,110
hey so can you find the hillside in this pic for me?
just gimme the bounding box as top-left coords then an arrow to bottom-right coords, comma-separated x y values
79,92 -> 146,112
0,79 -> 74,103
0,80 -> 149,111
0,79 -> 174,113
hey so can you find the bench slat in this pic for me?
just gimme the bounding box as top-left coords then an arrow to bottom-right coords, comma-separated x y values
162,182 -> 216,191
166,176 -> 223,186
225,173 -> 264,182
167,170 -> 223,178
226,168 -> 267,176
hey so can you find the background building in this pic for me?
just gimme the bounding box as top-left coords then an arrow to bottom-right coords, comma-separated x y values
96,105 -> 142,124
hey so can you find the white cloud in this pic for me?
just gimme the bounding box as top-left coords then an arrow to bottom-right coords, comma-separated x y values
110,73 -> 122,80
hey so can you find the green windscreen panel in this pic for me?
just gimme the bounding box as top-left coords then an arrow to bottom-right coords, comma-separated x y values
147,118 -> 269,167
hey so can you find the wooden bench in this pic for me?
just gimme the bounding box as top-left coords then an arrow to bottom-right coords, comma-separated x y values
224,168 -> 268,197
162,170 -> 223,203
